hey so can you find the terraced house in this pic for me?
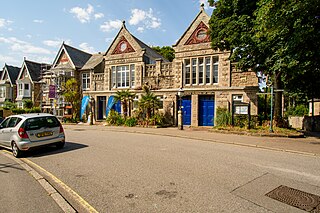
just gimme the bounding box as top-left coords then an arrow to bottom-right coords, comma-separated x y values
82,6 -> 259,126
0,64 -> 20,107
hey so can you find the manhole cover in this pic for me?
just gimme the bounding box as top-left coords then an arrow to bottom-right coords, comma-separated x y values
266,185 -> 320,212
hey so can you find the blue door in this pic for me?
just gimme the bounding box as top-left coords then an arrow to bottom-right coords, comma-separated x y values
178,96 -> 191,125
112,100 -> 121,114
199,96 -> 214,126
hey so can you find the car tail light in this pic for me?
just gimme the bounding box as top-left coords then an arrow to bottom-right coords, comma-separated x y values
18,127 -> 29,139
59,124 -> 64,133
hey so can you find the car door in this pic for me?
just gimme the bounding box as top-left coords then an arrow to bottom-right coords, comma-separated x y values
1,117 -> 22,148
0,118 -> 13,147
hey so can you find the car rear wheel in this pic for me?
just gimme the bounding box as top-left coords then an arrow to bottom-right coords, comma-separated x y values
56,141 -> 65,149
12,142 -> 22,158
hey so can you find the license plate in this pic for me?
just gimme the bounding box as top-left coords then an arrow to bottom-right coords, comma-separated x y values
36,131 -> 53,138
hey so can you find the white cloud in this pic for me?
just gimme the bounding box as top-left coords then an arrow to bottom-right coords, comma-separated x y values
0,18 -> 12,28
70,4 -> 94,23
43,39 -> 72,48
100,19 -> 122,32
137,27 -> 144,33
94,13 -> 104,20
79,42 -> 95,53
129,8 -> 161,31
0,54 -> 20,65
33,19 -> 44,24
69,4 -> 104,23
0,37 -> 51,55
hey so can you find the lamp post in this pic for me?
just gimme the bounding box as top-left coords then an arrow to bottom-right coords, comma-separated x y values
177,88 -> 184,130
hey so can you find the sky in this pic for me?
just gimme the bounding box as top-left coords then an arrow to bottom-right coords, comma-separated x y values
0,0 -> 214,68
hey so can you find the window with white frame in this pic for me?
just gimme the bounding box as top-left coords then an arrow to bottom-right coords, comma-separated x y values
184,56 -> 219,85
82,73 -> 90,90
17,83 -> 31,97
111,64 -> 135,88
0,86 -> 6,98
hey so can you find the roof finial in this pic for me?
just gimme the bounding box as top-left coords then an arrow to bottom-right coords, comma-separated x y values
200,3 -> 205,11
122,20 -> 126,27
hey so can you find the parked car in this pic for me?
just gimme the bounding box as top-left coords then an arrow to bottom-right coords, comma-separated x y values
0,113 -> 65,157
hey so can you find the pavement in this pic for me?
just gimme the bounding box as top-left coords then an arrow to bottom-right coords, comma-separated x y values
64,124 -> 320,157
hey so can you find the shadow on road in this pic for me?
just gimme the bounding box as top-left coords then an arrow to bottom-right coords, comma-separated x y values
24,141 -> 88,158
0,162 -> 24,173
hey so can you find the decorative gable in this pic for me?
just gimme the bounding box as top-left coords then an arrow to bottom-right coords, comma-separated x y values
112,36 -> 135,55
184,21 -> 210,45
57,51 -> 70,65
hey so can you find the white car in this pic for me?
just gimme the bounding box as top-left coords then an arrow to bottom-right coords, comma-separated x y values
0,113 -> 65,157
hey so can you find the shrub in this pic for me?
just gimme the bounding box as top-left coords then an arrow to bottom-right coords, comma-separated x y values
124,117 -> 137,127
106,110 -> 124,126
215,107 -> 232,126
3,101 -> 17,110
285,104 -> 308,117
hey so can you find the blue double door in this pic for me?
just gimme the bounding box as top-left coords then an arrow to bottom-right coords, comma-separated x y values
178,95 -> 214,126
199,96 -> 215,126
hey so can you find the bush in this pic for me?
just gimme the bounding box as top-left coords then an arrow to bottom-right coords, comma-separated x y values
3,101 -> 17,110
106,110 -> 124,126
124,117 -> 137,127
215,107 -> 232,126
285,104 -> 308,117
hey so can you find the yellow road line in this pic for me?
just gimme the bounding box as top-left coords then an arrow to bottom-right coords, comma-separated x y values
20,157 -> 98,213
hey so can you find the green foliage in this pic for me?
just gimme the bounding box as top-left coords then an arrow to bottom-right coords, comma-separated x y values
124,117 -> 137,127
62,78 -> 81,120
23,99 -> 33,109
114,90 -> 135,117
285,105 -> 308,117
215,107 -> 232,126
11,106 -> 41,114
3,101 -> 16,110
209,0 -> 320,123
152,46 -> 175,62
106,110 -> 124,126
138,86 -> 161,122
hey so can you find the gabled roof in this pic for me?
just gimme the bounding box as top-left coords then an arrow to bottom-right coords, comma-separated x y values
81,53 -> 104,70
17,59 -> 49,83
173,5 -> 210,47
52,43 -> 92,69
105,21 -> 169,62
1,64 -> 20,86
132,35 -> 169,62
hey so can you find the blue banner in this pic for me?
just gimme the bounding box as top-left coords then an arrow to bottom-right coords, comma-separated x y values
105,96 -> 115,117
80,96 -> 90,120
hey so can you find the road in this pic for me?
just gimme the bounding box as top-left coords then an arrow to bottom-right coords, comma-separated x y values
2,126 -> 320,212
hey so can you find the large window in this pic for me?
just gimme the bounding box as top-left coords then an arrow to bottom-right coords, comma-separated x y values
111,64 -> 135,88
184,56 -> 219,85
82,73 -> 90,90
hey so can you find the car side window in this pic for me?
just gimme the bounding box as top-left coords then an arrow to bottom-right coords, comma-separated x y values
7,117 -> 22,128
0,118 -> 11,128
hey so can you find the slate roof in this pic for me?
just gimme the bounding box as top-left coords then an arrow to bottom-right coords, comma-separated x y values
81,53 -> 104,70
5,64 -> 20,84
131,35 -> 169,62
24,60 -> 49,82
63,44 -> 92,68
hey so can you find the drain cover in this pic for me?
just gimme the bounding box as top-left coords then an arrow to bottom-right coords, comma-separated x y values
266,185 -> 320,212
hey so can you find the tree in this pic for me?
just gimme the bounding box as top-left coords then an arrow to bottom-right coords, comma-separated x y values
208,0 -> 320,124
62,78 -> 81,120
138,86 -> 161,122
152,46 -> 175,62
114,90 -> 135,118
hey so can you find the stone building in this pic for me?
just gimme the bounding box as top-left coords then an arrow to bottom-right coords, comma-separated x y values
83,6 -> 259,126
0,64 -> 20,107
41,43 -> 92,117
